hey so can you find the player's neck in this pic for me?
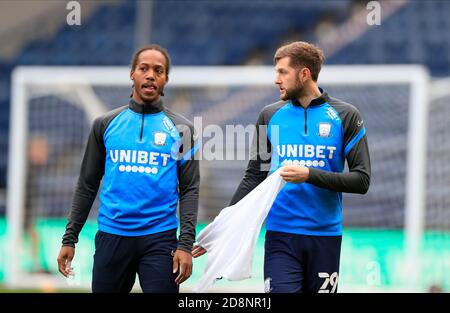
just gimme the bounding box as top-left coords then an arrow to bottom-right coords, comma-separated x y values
296,83 -> 322,109
131,93 -> 161,105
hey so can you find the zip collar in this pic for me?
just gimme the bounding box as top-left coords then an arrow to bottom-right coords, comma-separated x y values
129,98 -> 164,114
129,98 -> 164,141
292,87 -> 329,108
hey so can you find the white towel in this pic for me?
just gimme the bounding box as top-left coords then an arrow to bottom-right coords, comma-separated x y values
194,168 -> 286,293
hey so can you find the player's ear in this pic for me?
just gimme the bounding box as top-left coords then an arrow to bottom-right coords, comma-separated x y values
299,67 -> 310,82
130,69 -> 135,81
304,67 -> 312,81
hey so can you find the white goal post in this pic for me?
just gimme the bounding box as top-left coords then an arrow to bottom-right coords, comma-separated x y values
7,65 -> 429,291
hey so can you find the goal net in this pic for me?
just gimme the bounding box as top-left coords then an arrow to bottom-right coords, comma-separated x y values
7,65 -> 438,292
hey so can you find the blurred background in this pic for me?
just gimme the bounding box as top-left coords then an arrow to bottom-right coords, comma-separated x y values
0,0 -> 449,293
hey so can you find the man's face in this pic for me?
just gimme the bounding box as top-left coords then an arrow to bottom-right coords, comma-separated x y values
274,56 -> 305,101
130,49 -> 168,103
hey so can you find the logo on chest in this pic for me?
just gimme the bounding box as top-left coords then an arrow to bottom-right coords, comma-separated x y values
153,131 -> 168,146
318,123 -> 332,138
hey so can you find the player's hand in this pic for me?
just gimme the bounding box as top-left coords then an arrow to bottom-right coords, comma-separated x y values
173,249 -> 193,285
192,245 -> 207,258
280,165 -> 310,183
57,245 -> 75,277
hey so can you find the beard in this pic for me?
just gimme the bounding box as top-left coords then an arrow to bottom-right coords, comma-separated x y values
281,77 -> 306,101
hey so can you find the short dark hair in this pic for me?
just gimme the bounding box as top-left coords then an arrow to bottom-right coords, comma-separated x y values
274,41 -> 324,81
131,44 -> 171,78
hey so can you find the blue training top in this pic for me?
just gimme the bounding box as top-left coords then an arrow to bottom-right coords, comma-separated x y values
230,89 -> 371,236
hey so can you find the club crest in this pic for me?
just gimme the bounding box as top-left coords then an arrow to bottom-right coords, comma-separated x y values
319,123 -> 332,138
154,132 -> 167,146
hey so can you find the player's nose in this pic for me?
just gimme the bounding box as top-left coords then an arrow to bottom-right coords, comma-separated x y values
145,70 -> 156,81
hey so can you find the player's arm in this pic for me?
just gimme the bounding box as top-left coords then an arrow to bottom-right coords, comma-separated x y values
57,117 -> 106,276
294,107 -> 370,194
304,135 -> 370,193
229,111 -> 272,205
174,123 -> 200,284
